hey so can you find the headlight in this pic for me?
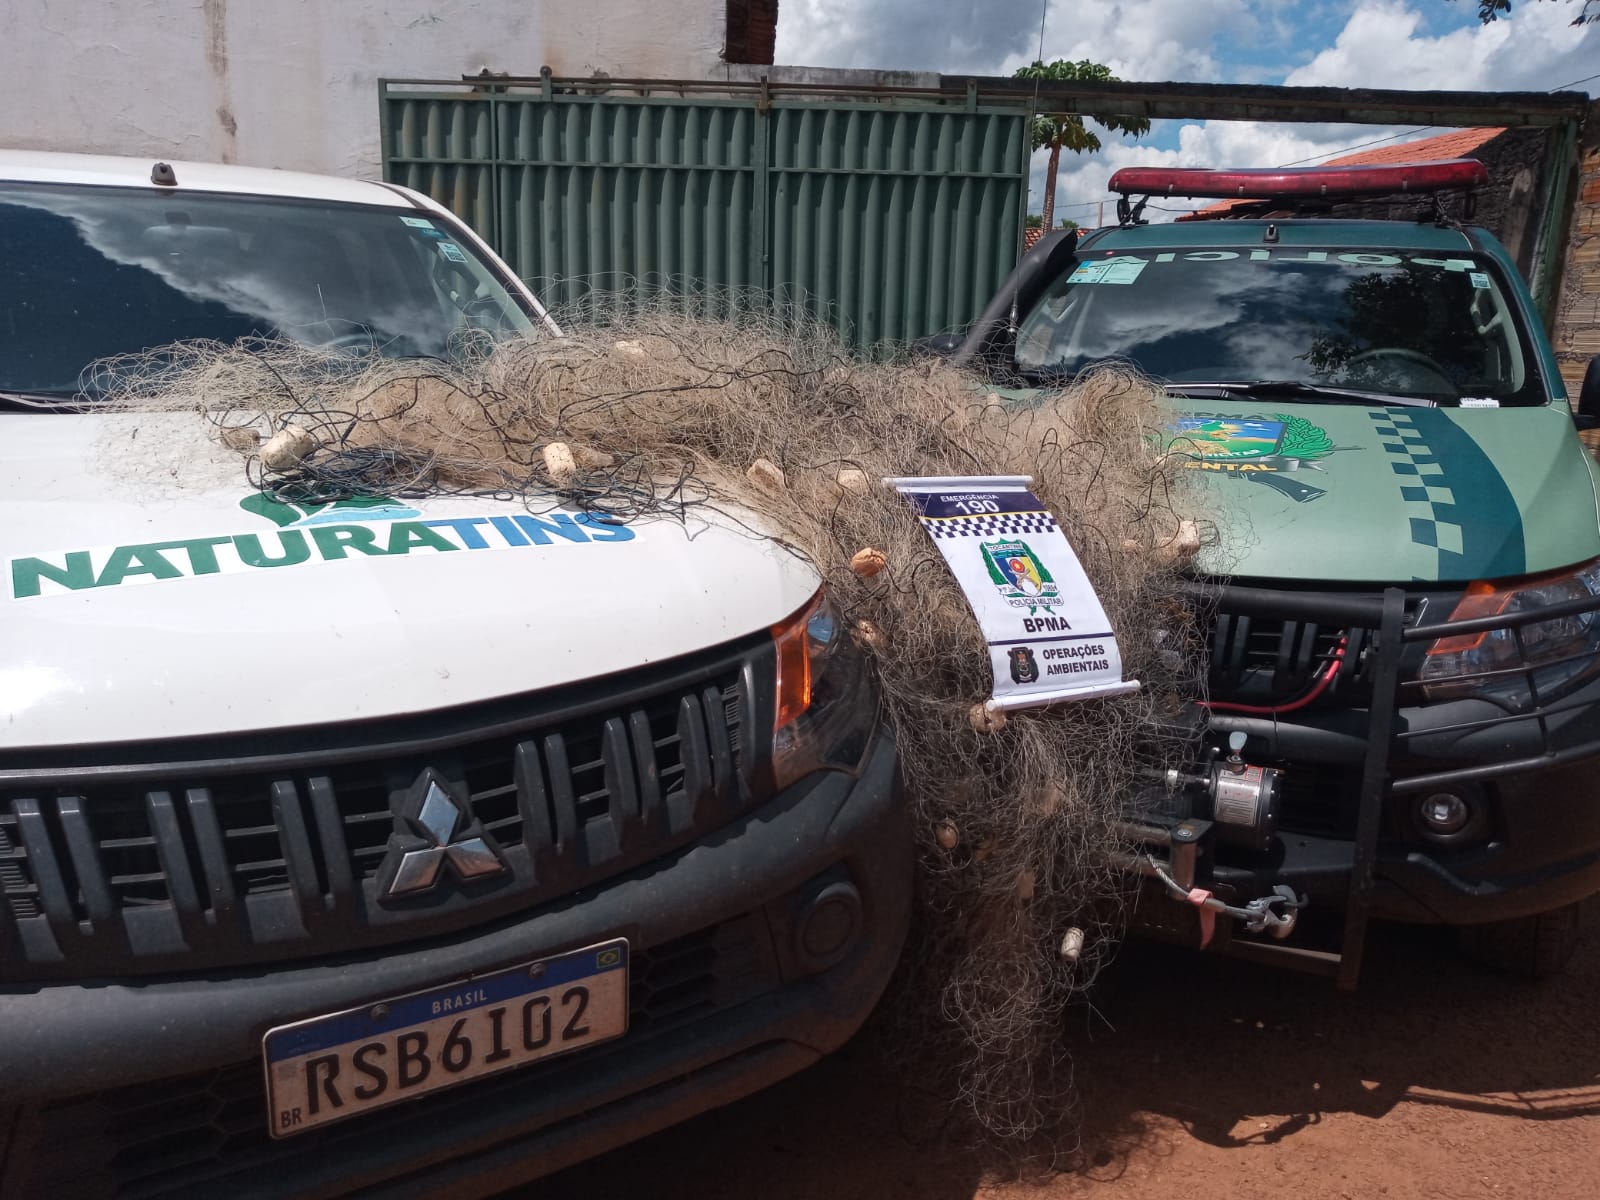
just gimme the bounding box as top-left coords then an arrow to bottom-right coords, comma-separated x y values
1420,558 -> 1600,707
770,590 -> 878,791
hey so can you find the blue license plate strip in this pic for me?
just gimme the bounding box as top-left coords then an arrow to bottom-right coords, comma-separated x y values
262,938 -> 628,1137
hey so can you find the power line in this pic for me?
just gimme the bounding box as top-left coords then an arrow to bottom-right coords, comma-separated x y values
1275,69 -> 1600,168
1548,71 -> 1600,91
1275,126 -> 1437,168
1025,0 -> 1048,112
1021,0 -> 1049,219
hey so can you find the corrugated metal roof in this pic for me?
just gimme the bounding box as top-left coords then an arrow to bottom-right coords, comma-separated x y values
1179,127 -> 1505,220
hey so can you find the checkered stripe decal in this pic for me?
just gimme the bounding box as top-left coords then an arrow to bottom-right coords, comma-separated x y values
1368,410 -> 1461,579
921,511 -> 1060,539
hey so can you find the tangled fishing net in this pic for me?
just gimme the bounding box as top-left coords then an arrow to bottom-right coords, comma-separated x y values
89,301 -> 1211,1143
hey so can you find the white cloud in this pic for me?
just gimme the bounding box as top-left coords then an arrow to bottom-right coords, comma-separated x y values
1040,1 -> 1598,224
776,0 -> 1268,78
776,0 -> 1043,72
1001,0 -> 1263,82
1285,0 -> 1596,93
777,0 -> 1599,226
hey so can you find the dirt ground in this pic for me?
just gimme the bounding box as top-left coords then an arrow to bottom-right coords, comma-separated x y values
533,916 -> 1599,1199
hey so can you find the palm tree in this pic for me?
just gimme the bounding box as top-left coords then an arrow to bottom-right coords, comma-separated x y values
1014,59 -> 1151,230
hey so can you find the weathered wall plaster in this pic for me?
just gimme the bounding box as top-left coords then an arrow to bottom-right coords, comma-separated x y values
0,0 -> 727,177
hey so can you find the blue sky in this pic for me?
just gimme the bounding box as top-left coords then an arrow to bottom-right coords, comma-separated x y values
777,0 -> 1599,220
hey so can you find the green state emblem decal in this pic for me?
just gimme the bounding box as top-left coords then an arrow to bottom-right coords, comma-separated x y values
1169,413 -> 1340,503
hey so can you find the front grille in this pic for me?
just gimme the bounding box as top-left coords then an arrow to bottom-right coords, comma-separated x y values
0,640 -> 762,979
1207,610 -> 1372,705
17,916 -> 779,1200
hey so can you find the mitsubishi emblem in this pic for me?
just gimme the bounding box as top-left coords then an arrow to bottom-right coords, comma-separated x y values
377,770 -> 508,900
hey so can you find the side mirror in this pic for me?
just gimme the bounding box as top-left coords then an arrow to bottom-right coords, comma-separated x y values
911,331 -> 965,359
1578,356 -> 1600,423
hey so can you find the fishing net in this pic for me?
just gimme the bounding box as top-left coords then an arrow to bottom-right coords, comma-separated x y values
88,298 -> 1212,1141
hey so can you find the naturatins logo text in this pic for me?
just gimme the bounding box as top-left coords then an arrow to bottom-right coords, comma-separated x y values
8,498 -> 633,601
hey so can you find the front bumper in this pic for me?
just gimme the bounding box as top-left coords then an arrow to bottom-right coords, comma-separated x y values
1207,675 -> 1600,927
1,731 -> 910,1198
1206,762 -> 1600,926
1130,581 -> 1600,984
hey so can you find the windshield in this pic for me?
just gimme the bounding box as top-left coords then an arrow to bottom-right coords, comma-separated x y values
1013,245 -> 1541,405
0,182 -> 538,397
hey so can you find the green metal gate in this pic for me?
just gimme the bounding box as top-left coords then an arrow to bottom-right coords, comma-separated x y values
380,77 -> 1031,346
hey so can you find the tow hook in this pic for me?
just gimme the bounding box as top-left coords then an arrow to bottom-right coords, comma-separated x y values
1145,856 -> 1305,943
1242,885 -> 1304,938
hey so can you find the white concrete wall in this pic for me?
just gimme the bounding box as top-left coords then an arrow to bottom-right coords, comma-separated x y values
0,0 -> 727,178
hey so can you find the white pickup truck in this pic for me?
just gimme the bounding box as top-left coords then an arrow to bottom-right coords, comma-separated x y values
0,150 -> 910,1198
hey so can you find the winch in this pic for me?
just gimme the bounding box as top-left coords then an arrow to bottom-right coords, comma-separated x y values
1117,731 -> 1302,949
1165,732 -> 1283,853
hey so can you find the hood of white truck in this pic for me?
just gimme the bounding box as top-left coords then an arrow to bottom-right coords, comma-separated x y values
0,412 -> 818,749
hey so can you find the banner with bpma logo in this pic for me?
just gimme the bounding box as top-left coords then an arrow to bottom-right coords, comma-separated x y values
886,475 -> 1139,712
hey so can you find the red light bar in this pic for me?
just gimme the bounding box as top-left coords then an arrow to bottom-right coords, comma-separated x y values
1109,159 -> 1490,199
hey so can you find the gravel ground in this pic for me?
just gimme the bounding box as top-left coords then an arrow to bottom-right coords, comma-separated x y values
529,913 -> 1599,1199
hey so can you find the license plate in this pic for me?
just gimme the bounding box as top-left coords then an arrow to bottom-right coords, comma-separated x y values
262,939 -> 628,1138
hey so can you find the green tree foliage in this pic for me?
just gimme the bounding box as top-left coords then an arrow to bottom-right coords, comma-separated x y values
1025,215 -> 1082,232
1013,59 -> 1151,231
1461,0 -> 1598,24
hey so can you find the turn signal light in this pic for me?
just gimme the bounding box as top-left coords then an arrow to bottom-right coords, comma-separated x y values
772,592 -> 826,731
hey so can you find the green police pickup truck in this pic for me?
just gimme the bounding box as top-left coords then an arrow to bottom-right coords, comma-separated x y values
949,159 -> 1600,984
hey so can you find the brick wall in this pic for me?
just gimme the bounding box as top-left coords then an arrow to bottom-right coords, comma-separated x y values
1553,102 -> 1600,404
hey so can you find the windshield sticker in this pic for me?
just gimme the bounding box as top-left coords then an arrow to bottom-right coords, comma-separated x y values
437,242 -> 468,264
6,494 -> 636,600
1168,414 -> 1342,504
1469,271 -> 1492,290
1459,397 -> 1500,408
399,216 -> 436,229
1068,257 -> 1147,285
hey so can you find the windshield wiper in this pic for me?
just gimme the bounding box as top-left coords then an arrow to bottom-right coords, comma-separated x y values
1166,381 -> 1439,409
0,389 -> 80,412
